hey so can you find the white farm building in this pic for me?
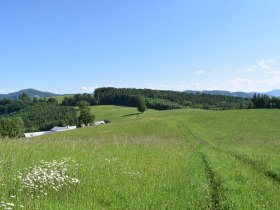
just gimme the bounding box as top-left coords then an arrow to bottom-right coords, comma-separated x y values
94,121 -> 105,126
24,126 -> 77,138
51,126 -> 77,132
24,131 -> 52,138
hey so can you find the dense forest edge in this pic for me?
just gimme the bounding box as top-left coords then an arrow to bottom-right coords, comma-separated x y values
0,87 -> 279,138
63,87 -> 251,110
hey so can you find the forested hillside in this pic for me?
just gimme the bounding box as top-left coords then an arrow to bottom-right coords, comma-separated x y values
8,104 -> 78,132
62,87 -> 251,110
0,93 -> 78,138
0,97 -> 60,115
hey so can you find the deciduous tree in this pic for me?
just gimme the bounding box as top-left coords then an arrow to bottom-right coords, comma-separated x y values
137,96 -> 147,113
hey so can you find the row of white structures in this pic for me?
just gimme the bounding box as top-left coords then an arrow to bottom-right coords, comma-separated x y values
24,121 -> 105,138
24,126 -> 77,138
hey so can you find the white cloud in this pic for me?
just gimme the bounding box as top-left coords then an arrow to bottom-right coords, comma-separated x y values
79,58 -> 280,93
195,70 -> 205,74
255,59 -> 280,75
235,66 -> 256,73
220,59 -> 280,91
153,83 -> 201,91
159,84 -> 168,89
255,76 -> 280,87
160,59 -> 280,92
259,59 -> 274,70
225,74 -> 280,92
264,70 -> 280,75
230,77 -> 253,87
190,82 -> 200,87
81,86 -> 97,92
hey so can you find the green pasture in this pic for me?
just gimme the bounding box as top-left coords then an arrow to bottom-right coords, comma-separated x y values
1,106 -> 280,209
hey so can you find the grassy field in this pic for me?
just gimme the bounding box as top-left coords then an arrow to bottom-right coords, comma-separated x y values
1,106 -> 280,209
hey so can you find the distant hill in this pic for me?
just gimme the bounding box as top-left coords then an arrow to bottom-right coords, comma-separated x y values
0,89 -> 60,99
184,90 -> 256,98
184,89 -> 280,98
1,88 -> 279,100
265,89 -> 280,97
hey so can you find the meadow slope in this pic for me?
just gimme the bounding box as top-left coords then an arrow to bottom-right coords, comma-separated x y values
0,106 -> 280,209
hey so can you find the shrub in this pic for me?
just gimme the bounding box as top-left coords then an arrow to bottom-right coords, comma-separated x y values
0,117 -> 24,138
104,119 -> 111,123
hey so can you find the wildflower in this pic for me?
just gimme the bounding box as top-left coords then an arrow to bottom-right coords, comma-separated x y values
16,158 -> 80,197
6,203 -> 14,207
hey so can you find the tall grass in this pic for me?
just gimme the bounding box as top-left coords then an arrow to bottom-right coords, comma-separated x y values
1,107 -> 280,209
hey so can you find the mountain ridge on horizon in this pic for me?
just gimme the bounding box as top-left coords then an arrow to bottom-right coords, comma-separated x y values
1,88 -> 280,100
184,89 -> 280,98
0,88 -> 61,99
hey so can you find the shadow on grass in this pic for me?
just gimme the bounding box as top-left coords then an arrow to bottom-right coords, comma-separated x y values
122,113 -> 141,117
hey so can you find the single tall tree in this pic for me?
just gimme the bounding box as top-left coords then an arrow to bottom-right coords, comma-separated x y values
137,96 -> 147,113
78,101 -> 95,126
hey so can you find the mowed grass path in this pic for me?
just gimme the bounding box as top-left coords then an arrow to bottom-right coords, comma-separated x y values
1,106 -> 280,209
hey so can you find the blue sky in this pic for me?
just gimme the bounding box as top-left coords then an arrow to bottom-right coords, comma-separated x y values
1,0 -> 280,94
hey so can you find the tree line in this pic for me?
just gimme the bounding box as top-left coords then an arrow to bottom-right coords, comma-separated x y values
251,93 -> 280,108
61,87 -> 251,110
62,88 -> 280,111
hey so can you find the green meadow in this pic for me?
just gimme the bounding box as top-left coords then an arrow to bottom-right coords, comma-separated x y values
1,106 -> 280,209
